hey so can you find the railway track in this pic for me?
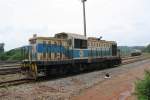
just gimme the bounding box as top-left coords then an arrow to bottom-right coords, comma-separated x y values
0,78 -> 33,88
0,67 -> 21,75
0,55 -> 148,75
0,62 -> 22,75
121,55 -> 150,65
0,64 -> 21,68
0,56 -> 150,87
121,55 -> 144,60
0,60 -> 20,64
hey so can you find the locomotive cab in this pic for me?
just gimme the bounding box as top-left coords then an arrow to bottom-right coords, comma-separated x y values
55,32 -> 88,59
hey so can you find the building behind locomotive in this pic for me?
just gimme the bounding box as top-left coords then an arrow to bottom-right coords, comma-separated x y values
118,46 -> 133,57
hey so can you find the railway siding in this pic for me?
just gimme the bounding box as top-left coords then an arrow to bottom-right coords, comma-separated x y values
0,55 -> 150,86
0,59 -> 150,100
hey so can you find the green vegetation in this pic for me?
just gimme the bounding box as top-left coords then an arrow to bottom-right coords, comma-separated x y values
135,71 -> 150,100
0,48 -> 23,61
143,44 -> 150,53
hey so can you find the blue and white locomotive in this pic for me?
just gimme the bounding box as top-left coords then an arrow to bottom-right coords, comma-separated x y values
22,32 -> 121,79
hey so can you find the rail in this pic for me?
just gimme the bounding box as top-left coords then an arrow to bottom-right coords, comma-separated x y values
0,78 -> 33,88
0,67 -> 21,75
122,56 -> 150,65
0,62 -> 21,75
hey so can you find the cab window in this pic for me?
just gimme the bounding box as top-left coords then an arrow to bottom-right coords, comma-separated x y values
74,39 -> 87,49
30,39 -> 36,44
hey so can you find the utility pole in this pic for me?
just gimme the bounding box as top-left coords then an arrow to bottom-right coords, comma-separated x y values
81,0 -> 87,37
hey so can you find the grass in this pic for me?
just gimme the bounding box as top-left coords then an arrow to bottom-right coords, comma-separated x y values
135,70 -> 150,100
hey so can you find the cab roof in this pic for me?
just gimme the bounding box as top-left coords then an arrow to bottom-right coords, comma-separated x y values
55,32 -> 87,40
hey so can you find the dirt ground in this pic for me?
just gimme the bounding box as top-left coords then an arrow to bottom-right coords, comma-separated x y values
71,61 -> 150,100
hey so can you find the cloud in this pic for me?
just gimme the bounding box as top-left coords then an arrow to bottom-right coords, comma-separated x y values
0,0 -> 149,50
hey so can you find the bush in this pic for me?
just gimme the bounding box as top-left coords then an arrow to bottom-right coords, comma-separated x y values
0,48 -> 23,61
135,71 -> 150,100
143,44 -> 150,53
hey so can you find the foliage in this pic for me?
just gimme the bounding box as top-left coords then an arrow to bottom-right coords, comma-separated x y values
0,48 -> 23,61
143,44 -> 150,53
135,71 -> 150,100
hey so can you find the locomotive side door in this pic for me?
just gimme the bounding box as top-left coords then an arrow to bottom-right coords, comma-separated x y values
74,39 -> 87,59
112,44 -> 117,56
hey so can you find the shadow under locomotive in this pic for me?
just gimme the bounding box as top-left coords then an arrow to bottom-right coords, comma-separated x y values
32,60 -> 120,83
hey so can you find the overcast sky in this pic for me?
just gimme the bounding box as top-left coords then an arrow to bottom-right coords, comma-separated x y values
0,0 -> 150,51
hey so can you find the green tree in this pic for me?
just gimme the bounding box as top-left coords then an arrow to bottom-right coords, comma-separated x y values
0,48 -> 23,61
143,44 -> 150,53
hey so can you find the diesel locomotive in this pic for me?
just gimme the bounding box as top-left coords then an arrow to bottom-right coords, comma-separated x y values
22,32 -> 121,79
